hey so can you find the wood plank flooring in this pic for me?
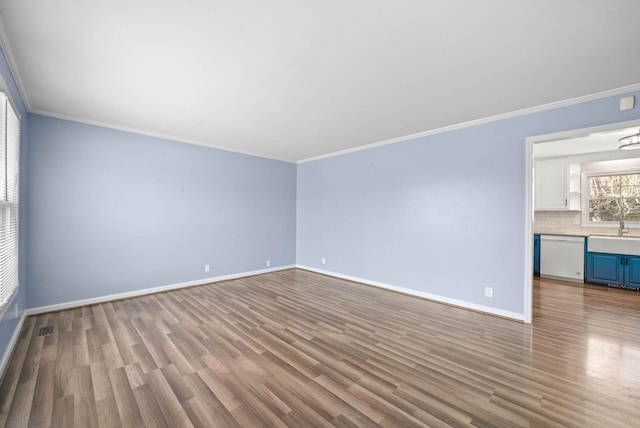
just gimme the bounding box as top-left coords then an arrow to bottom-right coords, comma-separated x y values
1,269 -> 639,427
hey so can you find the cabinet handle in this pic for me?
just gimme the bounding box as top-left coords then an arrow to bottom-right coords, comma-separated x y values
565,199 -> 568,206
626,257 -> 629,266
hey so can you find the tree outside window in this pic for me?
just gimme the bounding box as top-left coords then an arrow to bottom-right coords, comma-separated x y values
589,173 -> 640,222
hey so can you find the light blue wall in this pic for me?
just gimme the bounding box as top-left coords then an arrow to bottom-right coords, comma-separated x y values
27,115 -> 296,308
0,44 -> 29,366
297,90 -> 640,317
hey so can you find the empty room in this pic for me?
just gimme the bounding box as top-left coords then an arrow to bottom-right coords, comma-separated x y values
1,1 -> 640,427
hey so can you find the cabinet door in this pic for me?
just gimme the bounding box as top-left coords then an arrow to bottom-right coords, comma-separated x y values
625,256 -> 640,288
535,158 -> 568,211
586,252 -> 624,285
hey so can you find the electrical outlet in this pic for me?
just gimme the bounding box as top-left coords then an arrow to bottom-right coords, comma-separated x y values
204,264 -> 210,273
321,257 -> 326,265
572,218 -> 579,225
266,260 -> 271,267
484,286 -> 493,298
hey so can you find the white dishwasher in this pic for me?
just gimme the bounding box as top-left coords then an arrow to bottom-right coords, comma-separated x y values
540,235 -> 585,282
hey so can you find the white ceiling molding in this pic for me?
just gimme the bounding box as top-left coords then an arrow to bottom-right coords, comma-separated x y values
26,108 -> 291,162
0,16 -> 29,110
298,84 -> 640,164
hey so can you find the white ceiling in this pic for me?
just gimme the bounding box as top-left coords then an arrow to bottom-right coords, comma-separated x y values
533,126 -> 640,158
0,1 -> 639,162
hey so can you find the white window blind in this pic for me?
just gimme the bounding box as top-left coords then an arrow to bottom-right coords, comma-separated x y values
0,93 -> 20,310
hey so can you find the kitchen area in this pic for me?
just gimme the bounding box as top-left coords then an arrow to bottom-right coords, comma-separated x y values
533,124 -> 640,289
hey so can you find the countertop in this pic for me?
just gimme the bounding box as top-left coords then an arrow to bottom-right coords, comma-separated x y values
534,231 -> 640,238
534,232 -> 589,238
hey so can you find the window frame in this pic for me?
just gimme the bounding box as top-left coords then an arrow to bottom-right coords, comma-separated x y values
0,92 -> 20,314
581,168 -> 640,228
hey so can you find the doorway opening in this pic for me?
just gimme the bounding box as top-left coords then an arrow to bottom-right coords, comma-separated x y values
525,119 -> 640,323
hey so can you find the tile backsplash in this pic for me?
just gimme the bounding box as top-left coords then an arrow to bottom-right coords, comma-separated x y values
534,211 -> 640,237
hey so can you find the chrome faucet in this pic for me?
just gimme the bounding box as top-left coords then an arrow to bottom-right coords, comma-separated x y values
618,221 -> 629,236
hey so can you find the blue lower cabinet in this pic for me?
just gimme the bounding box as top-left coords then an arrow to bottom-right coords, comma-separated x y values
627,256 -> 640,288
533,234 -> 540,276
586,252 -> 624,285
586,252 -> 640,288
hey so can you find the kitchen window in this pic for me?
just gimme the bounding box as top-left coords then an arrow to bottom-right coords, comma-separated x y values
586,172 -> 640,224
0,93 -> 20,312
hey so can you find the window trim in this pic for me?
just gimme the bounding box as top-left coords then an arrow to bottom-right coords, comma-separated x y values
581,168 -> 640,228
0,92 -> 20,314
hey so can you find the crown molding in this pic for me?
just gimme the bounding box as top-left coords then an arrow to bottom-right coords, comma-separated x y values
297,84 -> 640,164
29,109 -> 296,164
0,15 -> 31,111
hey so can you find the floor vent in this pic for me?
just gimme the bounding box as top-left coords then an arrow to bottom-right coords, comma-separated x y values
37,326 -> 54,337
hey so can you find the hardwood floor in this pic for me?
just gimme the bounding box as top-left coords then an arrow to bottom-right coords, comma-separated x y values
1,269 -> 639,427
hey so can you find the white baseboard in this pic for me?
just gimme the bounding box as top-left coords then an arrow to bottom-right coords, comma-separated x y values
25,264 -> 296,316
0,312 -> 26,382
297,265 -> 525,322
24,262 -> 524,319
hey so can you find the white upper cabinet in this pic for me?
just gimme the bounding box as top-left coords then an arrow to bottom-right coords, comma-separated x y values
535,158 -> 580,211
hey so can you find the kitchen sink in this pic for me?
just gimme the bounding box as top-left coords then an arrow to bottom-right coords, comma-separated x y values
588,235 -> 640,256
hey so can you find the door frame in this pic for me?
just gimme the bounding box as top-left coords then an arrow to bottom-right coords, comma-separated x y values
524,118 -> 640,324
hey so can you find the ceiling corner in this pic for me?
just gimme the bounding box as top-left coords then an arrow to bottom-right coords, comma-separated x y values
0,13 -> 32,111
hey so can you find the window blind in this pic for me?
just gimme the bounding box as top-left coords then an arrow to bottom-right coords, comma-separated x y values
0,93 -> 20,310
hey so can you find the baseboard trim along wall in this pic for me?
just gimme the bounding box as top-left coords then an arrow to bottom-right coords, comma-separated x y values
25,264 -> 296,316
297,265 -> 525,322
0,313 -> 26,383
